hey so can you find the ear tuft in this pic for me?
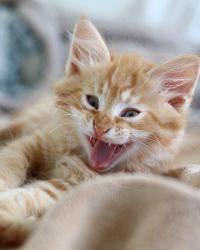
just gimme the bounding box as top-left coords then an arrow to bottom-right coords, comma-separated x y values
150,55 -> 200,111
66,17 -> 110,76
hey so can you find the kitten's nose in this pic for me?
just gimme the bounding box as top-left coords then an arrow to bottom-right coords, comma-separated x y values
93,115 -> 113,138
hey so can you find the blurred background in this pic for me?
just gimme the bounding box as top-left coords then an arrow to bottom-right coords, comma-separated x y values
0,0 -> 200,127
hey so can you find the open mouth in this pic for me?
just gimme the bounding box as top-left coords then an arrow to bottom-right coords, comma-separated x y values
87,136 -> 132,173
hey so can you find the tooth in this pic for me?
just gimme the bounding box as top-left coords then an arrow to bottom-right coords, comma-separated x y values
109,143 -> 111,147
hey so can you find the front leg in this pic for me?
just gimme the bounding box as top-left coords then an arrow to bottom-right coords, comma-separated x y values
0,155 -> 95,247
0,179 -> 69,247
51,154 -> 96,184
0,131 -> 45,190
122,160 -> 200,188
162,164 -> 200,188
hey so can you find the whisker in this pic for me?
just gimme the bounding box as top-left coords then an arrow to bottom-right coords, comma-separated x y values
48,122 -> 74,135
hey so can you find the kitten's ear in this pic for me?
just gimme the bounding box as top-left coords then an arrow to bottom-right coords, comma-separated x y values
150,55 -> 200,111
66,17 -> 110,76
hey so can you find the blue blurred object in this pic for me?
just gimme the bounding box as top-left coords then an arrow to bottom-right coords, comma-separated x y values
0,4 -> 46,100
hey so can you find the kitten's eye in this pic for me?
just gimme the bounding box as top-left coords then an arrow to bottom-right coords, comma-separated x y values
120,108 -> 140,118
86,95 -> 99,109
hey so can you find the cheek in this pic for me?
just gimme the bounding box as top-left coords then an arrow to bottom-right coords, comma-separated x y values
129,128 -> 150,140
75,110 -> 94,134
123,120 -> 151,142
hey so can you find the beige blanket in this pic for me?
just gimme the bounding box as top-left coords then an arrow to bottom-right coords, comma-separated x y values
21,174 -> 200,250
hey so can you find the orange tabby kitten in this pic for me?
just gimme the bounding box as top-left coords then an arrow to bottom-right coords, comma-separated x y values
0,17 -> 199,247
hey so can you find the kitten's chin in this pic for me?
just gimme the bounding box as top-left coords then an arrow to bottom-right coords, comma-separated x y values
86,136 -> 132,173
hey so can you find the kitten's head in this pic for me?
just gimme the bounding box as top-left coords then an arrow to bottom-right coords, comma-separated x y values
55,17 -> 200,173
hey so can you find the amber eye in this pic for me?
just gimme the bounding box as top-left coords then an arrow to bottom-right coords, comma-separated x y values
120,108 -> 140,118
86,95 -> 99,109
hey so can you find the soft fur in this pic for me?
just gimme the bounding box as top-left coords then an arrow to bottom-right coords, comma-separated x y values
0,17 -> 199,247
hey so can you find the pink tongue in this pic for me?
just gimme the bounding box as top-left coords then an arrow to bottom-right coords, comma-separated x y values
90,140 -> 117,171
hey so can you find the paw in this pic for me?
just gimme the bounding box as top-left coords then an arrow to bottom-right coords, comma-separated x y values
0,211 -> 32,247
179,164 -> 200,188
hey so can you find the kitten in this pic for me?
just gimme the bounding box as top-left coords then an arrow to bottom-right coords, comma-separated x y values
0,17 -> 199,247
